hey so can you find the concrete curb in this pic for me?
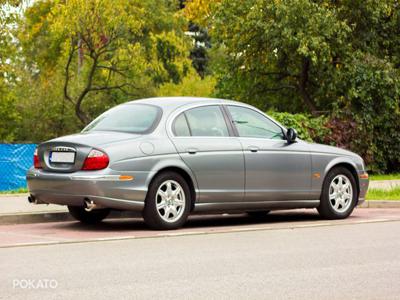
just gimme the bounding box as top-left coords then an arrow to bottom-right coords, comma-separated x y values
359,200 -> 400,209
0,212 -> 73,225
0,193 -> 29,197
0,201 -> 399,225
0,211 -> 141,225
369,180 -> 400,190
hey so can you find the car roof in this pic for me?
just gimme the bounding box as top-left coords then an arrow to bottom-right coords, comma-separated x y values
126,97 -> 242,110
121,96 -> 287,132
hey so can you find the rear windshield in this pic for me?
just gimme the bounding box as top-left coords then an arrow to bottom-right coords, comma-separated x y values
82,104 -> 161,134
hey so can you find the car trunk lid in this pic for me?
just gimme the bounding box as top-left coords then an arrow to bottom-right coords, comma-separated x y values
37,131 -> 140,173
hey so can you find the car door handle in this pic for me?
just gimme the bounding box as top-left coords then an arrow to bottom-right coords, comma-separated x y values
247,146 -> 259,153
186,148 -> 198,154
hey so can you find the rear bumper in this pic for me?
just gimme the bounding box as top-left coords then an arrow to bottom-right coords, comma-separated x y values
26,168 -> 153,211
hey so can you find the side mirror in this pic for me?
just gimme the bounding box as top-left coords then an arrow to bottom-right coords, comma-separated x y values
286,128 -> 297,143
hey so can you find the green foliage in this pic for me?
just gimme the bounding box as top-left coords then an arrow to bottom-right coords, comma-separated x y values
0,187 -> 28,194
366,187 -> 400,201
269,111 -> 330,143
202,0 -> 400,172
16,0 -> 192,127
332,54 -> 400,172
210,0 -> 351,112
0,90 -> 20,142
370,173 -> 400,181
0,1 -> 21,142
13,71 -> 80,142
157,72 -> 216,97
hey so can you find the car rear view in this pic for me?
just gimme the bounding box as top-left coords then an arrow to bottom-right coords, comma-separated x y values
26,103 -> 162,223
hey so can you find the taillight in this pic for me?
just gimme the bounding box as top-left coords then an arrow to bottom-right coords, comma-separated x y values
33,148 -> 42,169
82,149 -> 109,170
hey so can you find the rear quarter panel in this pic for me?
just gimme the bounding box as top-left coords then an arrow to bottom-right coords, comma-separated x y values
106,135 -> 199,198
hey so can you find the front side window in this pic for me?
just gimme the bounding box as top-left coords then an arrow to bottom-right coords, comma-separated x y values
227,106 -> 283,139
82,104 -> 161,134
183,106 -> 229,137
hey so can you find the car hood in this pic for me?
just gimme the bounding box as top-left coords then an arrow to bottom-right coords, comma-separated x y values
49,131 -> 142,147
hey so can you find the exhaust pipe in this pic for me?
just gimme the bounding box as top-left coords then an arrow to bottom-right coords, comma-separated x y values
84,199 -> 97,212
28,195 -> 46,205
28,195 -> 35,204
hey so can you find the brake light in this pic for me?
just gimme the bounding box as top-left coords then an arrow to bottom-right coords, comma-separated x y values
82,149 -> 109,170
33,148 -> 41,169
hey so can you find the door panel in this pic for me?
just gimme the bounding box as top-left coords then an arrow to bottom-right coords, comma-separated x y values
170,105 -> 244,203
240,139 -> 312,201
172,137 -> 245,202
225,105 -> 312,202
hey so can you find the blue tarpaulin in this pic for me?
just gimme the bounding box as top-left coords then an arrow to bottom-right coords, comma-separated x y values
0,144 -> 37,191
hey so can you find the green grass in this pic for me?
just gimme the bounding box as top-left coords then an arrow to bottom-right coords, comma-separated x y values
0,188 -> 28,194
366,187 -> 400,201
369,173 -> 400,181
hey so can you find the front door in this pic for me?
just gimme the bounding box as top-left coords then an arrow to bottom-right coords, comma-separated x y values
226,105 -> 312,202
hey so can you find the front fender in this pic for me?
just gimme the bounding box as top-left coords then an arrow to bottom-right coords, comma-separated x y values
323,156 -> 358,177
312,154 -> 360,195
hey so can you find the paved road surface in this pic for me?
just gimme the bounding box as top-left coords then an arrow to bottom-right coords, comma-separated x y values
0,208 -> 399,248
1,208 -> 400,299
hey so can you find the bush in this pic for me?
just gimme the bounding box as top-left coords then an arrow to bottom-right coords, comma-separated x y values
269,111 -> 330,143
270,106 -> 400,174
333,55 -> 400,173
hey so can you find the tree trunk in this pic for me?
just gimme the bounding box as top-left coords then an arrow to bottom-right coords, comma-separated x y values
75,102 -> 89,125
298,58 -> 318,115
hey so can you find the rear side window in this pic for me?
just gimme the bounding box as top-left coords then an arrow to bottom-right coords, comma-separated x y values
184,106 -> 229,137
173,113 -> 191,136
173,106 -> 230,137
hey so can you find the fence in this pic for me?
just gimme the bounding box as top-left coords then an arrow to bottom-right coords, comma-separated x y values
0,144 -> 37,191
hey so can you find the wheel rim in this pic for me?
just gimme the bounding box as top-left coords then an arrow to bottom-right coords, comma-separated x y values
156,180 -> 185,223
329,174 -> 353,213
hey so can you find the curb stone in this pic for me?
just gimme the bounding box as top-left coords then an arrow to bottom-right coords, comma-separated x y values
359,200 -> 400,209
0,201 -> 399,225
0,210 -> 142,225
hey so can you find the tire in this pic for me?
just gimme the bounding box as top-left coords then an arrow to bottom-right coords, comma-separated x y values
318,167 -> 357,219
68,206 -> 111,224
247,210 -> 271,218
143,171 -> 191,230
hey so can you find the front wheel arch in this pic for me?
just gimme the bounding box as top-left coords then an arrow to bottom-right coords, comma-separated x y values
322,162 -> 360,200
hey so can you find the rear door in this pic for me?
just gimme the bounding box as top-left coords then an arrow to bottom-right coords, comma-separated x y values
169,105 -> 245,203
225,105 -> 312,201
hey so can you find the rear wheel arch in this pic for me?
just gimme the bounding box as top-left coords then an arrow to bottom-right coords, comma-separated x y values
148,166 -> 197,211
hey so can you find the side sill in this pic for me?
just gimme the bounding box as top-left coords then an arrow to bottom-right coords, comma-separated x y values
193,200 -> 320,213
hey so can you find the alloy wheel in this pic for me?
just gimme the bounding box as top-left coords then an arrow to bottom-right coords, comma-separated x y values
329,174 -> 353,213
156,180 -> 186,223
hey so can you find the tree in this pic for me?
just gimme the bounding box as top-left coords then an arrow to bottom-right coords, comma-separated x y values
186,0 -> 400,171
157,70 -> 216,97
203,0 -> 352,113
0,0 -> 22,142
18,0 -> 192,125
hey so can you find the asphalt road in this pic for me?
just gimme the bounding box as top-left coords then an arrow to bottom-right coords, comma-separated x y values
1,211 -> 400,299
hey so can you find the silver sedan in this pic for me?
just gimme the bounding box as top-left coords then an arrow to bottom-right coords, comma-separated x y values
27,97 -> 369,229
